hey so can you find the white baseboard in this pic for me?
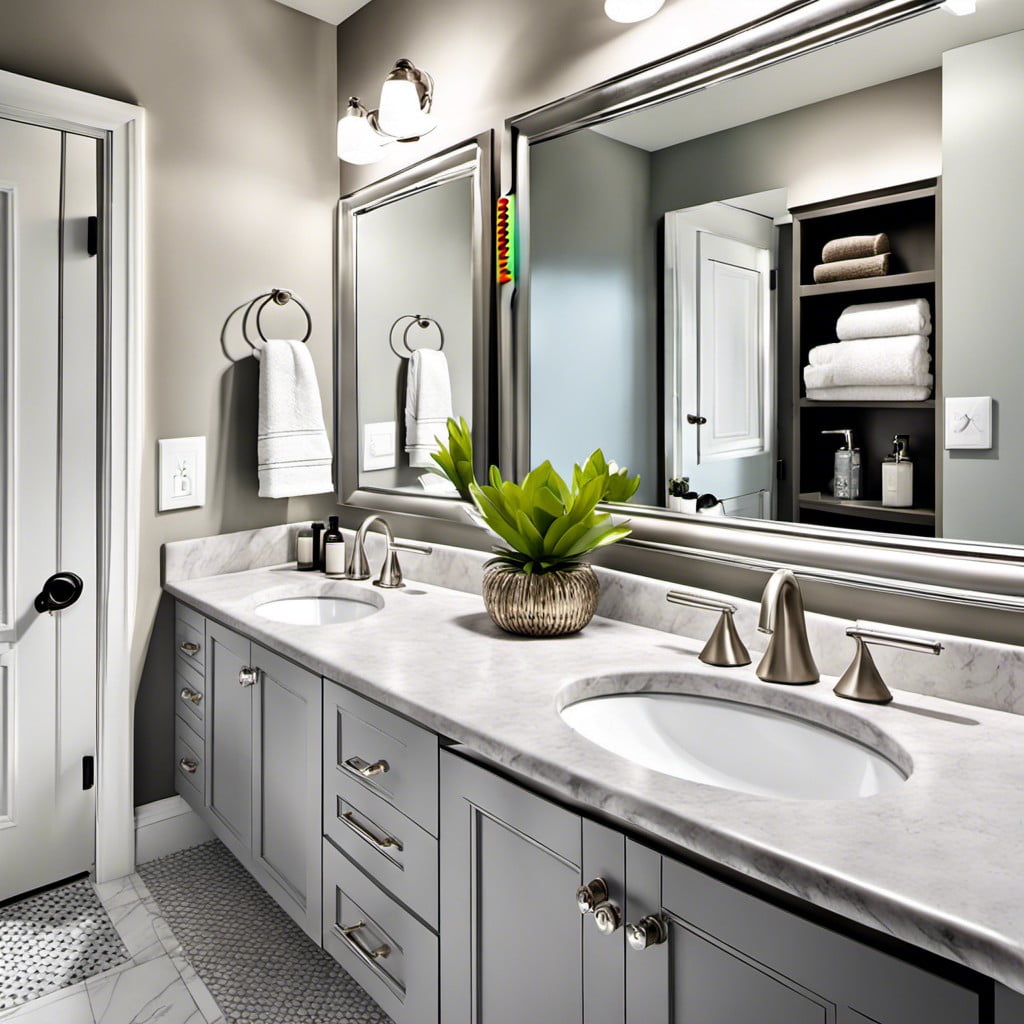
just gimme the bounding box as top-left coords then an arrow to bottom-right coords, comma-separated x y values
135,795 -> 213,865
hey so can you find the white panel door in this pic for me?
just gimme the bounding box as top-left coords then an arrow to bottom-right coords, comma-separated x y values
0,118 -> 98,900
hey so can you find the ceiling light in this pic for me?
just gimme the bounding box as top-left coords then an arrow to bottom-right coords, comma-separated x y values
604,0 -> 666,23
940,0 -> 976,12
337,98 -> 388,165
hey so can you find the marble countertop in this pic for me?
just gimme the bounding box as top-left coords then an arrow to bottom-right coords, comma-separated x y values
166,566 -> 1024,994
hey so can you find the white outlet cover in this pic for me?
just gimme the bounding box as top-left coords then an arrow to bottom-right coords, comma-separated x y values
158,436 -> 207,510
944,397 -> 993,450
363,421 -> 396,471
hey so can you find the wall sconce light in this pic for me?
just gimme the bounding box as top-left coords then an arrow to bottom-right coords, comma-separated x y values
338,58 -> 436,165
604,0 -> 665,23
940,0 -> 975,13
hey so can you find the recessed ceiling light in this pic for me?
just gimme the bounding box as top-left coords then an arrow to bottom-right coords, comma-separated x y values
604,0 -> 666,24
940,0 -> 976,14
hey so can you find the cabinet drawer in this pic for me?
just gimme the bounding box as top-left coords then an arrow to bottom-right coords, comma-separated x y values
174,716 -> 204,809
324,682 -> 438,835
175,605 -> 205,672
175,657 -> 206,728
325,774 -> 439,930
323,839 -> 438,1024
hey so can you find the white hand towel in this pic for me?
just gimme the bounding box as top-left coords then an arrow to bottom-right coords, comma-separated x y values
255,339 -> 333,498
806,384 -> 933,402
805,336 -> 931,388
836,299 -> 932,340
405,348 -> 453,469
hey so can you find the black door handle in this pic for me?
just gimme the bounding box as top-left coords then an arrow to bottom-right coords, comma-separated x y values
35,572 -> 84,613
686,413 -> 707,426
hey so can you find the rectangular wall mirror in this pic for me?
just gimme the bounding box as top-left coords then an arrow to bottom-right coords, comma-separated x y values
339,135 -> 493,511
520,0 -> 1024,551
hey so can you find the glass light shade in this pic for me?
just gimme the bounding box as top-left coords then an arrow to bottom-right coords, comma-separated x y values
604,0 -> 665,22
377,77 -> 436,139
940,0 -> 975,13
337,105 -> 386,165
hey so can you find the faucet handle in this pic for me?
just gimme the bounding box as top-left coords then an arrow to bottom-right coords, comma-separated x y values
375,539 -> 432,589
834,626 -> 943,705
666,591 -> 751,667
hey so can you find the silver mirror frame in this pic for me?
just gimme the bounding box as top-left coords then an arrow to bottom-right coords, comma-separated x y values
338,132 -> 495,522
505,0 -> 1024,608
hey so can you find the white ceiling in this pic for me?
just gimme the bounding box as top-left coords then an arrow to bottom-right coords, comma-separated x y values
270,0 -> 372,25
591,0 -> 1024,151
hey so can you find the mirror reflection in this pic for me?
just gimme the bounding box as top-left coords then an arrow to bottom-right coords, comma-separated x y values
529,1 -> 1024,545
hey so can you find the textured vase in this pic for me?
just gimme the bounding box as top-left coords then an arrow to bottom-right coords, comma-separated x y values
482,565 -> 600,637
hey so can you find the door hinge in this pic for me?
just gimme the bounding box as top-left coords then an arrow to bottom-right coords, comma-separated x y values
82,755 -> 95,791
86,216 -> 98,257
776,458 -> 786,481
769,268 -> 778,291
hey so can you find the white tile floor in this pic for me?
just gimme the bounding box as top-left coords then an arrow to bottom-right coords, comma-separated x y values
0,874 -> 224,1024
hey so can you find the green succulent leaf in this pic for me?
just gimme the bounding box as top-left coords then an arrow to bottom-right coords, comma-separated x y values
430,417 -> 477,501
573,449 -> 642,504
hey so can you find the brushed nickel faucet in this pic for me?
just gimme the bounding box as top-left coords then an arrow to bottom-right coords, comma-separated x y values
666,590 -> 750,667
345,514 -> 432,589
756,569 -> 819,684
834,626 -> 943,704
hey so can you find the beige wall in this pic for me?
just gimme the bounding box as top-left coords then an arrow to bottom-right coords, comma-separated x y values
0,0 -> 339,803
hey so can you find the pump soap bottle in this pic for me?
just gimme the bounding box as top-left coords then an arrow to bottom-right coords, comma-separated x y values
821,429 -> 861,500
882,434 -> 913,508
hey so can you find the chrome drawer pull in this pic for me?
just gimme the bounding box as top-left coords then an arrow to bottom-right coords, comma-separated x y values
178,757 -> 198,775
238,666 -> 259,687
341,811 -> 403,852
340,921 -> 391,964
179,641 -> 200,656
179,687 -> 203,705
344,756 -> 389,778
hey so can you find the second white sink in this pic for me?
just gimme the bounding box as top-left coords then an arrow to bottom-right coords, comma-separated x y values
255,594 -> 381,626
560,691 -> 907,800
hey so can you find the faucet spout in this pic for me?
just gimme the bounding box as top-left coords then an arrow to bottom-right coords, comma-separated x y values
756,569 -> 819,685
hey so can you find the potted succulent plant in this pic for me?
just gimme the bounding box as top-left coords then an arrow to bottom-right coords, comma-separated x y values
432,419 -> 640,636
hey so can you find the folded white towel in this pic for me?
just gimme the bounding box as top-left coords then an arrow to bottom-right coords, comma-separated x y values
836,299 -> 932,340
255,339 -> 333,498
805,384 -> 933,402
805,336 -> 931,388
405,348 -> 453,469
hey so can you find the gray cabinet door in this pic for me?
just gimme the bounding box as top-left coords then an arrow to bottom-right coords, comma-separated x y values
205,620 -> 253,861
440,750 -> 585,1024
251,644 -> 322,943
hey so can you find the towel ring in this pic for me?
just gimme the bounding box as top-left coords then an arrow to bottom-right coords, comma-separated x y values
243,288 -> 313,351
388,314 -> 444,359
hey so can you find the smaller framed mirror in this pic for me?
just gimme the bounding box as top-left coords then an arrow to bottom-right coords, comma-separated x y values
338,133 -> 494,517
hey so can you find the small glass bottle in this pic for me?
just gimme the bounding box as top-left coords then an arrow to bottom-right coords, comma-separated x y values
322,515 -> 345,578
296,524 -> 316,571
882,434 -> 914,508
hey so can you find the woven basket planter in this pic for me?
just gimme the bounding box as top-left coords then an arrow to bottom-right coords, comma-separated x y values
482,564 -> 600,637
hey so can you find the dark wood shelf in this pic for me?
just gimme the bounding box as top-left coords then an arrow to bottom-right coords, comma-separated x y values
798,492 -> 936,525
799,269 -> 935,298
799,399 -> 935,410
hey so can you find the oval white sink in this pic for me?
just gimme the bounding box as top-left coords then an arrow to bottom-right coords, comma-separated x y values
560,692 -> 907,800
255,595 -> 381,626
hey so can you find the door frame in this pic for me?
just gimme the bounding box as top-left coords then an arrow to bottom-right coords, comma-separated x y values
0,70 -> 144,883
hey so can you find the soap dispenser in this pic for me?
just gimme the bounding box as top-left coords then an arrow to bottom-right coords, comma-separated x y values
821,429 -> 861,499
322,515 -> 345,577
882,434 -> 913,508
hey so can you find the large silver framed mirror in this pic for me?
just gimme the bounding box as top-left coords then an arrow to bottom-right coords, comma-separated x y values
339,133 -> 494,518
508,0 -> 1024,604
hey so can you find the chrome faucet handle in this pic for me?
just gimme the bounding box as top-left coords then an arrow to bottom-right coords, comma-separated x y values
755,568 -> 819,685
375,539 -> 432,589
834,626 -> 943,705
666,591 -> 751,667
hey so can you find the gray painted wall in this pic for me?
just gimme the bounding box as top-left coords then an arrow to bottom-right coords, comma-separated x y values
0,0 -> 339,805
942,31 -> 1024,545
530,130 -> 656,503
356,175 -> 474,490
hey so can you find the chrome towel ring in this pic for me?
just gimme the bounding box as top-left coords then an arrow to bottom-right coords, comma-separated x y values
388,314 -> 445,359
242,288 -> 313,351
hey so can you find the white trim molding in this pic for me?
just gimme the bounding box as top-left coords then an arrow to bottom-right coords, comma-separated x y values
0,69 -> 145,883
135,796 -> 213,865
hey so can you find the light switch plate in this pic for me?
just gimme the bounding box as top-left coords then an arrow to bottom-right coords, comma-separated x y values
158,436 -> 206,510
944,397 -> 993,450
362,421 -> 396,471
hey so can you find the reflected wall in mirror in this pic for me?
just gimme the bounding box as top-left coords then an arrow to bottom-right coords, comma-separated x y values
339,136 -> 492,505
527,1 -> 1024,546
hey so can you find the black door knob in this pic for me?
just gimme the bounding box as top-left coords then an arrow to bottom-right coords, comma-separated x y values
34,572 -> 84,613
686,413 -> 708,426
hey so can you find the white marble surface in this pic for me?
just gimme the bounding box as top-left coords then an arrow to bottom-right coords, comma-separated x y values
166,561 -> 1024,994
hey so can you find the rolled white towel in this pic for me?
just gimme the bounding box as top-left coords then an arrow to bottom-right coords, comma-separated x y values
806,384 -> 933,402
805,336 -> 930,388
836,299 -> 931,340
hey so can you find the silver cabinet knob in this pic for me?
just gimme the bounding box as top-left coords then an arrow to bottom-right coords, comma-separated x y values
593,901 -> 622,935
238,666 -> 259,687
179,641 -> 200,656
178,757 -> 198,775
627,914 -> 668,951
343,756 -> 389,778
576,877 -> 610,915
179,687 -> 202,705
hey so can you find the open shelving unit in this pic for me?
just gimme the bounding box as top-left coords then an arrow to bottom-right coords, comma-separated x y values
790,179 -> 941,537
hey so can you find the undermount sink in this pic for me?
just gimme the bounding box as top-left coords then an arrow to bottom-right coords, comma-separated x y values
560,690 -> 907,800
255,593 -> 382,626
